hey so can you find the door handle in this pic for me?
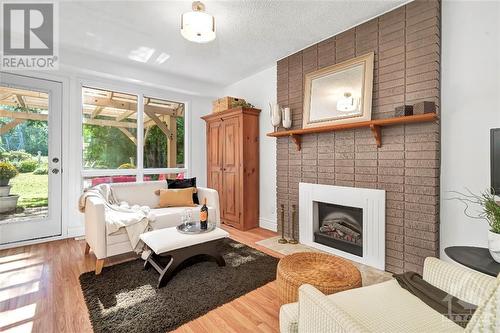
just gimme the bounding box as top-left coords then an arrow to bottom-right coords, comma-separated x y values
52,157 -> 59,163
51,168 -> 60,174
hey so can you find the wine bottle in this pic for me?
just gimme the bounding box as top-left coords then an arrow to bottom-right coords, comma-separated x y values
200,198 -> 208,230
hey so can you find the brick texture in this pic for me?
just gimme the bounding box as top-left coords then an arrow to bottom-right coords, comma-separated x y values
276,0 -> 441,274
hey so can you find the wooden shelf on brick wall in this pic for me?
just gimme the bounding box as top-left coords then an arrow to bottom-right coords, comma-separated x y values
266,113 -> 438,151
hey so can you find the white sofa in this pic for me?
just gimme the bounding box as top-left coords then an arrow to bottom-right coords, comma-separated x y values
83,181 -> 220,274
280,257 -> 498,333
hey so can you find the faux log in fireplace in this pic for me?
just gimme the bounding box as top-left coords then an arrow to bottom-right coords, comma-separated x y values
314,202 -> 363,257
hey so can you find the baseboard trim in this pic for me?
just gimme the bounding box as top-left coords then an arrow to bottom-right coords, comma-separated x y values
67,226 -> 85,238
259,218 -> 277,232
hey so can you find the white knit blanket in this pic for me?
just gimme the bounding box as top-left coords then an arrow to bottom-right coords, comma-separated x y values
79,184 -> 155,252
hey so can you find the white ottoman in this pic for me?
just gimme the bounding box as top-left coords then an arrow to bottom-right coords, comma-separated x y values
140,227 -> 229,288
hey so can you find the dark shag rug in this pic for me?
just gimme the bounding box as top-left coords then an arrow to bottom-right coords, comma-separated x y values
79,239 -> 279,333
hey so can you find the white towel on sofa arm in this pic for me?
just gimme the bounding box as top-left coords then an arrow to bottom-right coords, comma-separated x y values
79,183 -> 155,252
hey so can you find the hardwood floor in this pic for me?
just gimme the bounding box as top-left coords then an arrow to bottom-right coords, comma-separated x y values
0,226 -> 282,333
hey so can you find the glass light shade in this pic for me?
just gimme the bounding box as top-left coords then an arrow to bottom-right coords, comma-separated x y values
181,11 -> 216,43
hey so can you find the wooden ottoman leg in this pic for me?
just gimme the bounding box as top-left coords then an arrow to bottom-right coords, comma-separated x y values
84,242 -> 90,255
95,259 -> 105,275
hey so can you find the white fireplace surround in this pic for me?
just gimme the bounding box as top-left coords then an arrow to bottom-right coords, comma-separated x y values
299,183 -> 386,270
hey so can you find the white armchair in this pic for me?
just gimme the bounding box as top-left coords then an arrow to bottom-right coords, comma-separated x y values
82,181 -> 220,274
280,257 -> 498,333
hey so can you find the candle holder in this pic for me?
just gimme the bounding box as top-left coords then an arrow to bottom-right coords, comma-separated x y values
278,204 -> 288,244
289,204 -> 298,244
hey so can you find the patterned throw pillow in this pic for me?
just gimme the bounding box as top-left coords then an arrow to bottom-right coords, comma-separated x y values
465,273 -> 500,332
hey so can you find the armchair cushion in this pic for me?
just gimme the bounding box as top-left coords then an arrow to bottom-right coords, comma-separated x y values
328,279 -> 463,333
465,274 -> 500,332
423,257 -> 496,306
279,302 -> 299,333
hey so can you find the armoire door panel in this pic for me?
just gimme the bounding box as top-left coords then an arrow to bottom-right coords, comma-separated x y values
222,119 -> 238,169
208,170 -> 222,198
222,172 -> 238,223
207,121 -> 223,169
207,121 -> 223,207
222,117 -> 240,224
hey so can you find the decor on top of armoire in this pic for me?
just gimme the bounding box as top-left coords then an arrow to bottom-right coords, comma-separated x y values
202,107 -> 260,231
212,96 -> 246,113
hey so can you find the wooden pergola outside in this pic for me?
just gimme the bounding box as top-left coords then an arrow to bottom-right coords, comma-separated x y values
0,86 -> 184,168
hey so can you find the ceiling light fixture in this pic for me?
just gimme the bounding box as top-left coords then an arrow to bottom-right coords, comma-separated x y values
180,1 -> 216,43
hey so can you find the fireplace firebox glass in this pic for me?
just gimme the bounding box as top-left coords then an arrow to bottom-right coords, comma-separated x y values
314,201 -> 363,257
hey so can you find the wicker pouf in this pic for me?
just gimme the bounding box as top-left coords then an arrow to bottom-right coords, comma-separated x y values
276,252 -> 362,305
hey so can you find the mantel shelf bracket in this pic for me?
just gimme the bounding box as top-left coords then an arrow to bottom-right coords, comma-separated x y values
290,134 -> 301,151
369,124 -> 382,148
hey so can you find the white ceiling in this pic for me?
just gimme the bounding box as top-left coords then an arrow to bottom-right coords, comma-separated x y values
60,1 -> 407,87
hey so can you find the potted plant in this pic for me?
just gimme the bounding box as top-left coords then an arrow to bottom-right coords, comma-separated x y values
0,161 -> 19,213
0,161 -> 18,186
451,189 -> 500,263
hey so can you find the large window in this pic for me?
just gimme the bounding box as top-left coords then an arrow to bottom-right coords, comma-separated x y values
81,86 -> 186,188
143,96 -> 184,169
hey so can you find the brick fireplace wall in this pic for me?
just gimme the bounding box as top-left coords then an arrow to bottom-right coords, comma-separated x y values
276,0 -> 440,274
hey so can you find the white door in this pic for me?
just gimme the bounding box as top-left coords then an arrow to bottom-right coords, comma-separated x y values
0,73 -> 62,245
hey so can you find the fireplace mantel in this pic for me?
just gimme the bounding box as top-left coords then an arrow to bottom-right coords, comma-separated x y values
299,183 -> 386,270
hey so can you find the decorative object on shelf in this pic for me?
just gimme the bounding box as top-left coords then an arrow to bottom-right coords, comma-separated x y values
289,204 -> 298,244
180,1 -> 216,43
231,99 -> 255,109
449,189 -> 500,263
395,105 -> 413,117
267,113 -> 438,151
278,204 -> 288,244
212,96 -> 246,113
282,107 -> 292,129
413,101 -> 436,115
269,102 -> 281,131
303,52 -> 374,129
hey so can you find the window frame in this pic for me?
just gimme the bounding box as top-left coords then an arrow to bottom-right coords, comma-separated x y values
79,82 -> 189,186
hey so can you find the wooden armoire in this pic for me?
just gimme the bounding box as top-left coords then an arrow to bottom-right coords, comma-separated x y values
202,107 -> 260,230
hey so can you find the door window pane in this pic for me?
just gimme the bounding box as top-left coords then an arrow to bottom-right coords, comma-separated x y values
0,86 -> 49,222
82,87 -> 138,169
143,97 -> 184,168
